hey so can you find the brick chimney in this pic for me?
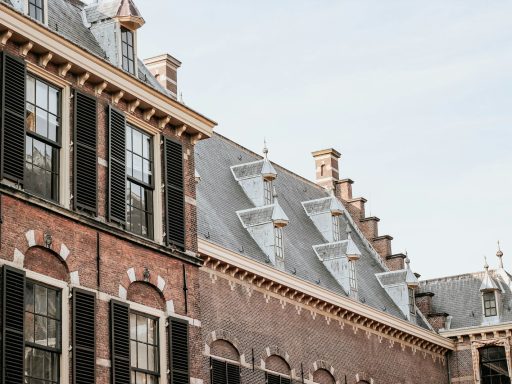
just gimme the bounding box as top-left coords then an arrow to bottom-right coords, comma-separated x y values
143,54 -> 181,99
312,148 -> 341,190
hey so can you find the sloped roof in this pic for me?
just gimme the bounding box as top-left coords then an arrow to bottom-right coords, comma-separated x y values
1,0 -> 167,94
238,206 -> 274,227
418,270 -> 512,330
231,160 -> 264,180
196,133 -> 406,319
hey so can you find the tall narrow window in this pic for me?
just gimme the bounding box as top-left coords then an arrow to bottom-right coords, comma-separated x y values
264,179 -> 273,205
274,226 -> 284,259
349,260 -> 357,292
480,346 -> 510,384
28,0 -> 44,22
483,292 -> 497,317
408,287 -> 415,315
332,215 -> 341,241
126,125 -> 154,238
25,75 -> 60,202
121,27 -> 135,74
130,312 -> 159,384
25,281 -> 61,384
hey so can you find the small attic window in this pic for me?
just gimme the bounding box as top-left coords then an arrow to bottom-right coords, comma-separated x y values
121,27 -> 136,74
274,226 -> 284,260
483,292 -> 497,317
332,215 -> 342,241
28,0 -> 44,23
408,287 -> 415,315
264,179 -> 273,205
349,260 -> 357,292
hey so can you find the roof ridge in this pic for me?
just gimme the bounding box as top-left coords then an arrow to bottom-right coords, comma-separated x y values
419,270 -> 490,284
213,132 -> 328,193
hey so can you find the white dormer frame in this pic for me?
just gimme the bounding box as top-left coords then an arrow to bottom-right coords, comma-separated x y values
274,225 -> 284,260
332,214 -> 342,242
24,0 -> 49,25
349,259 -> 357,295
116,23 -> 139,76
408,287 -> 416,315
263,179 -> 273,205
482,290 -> 499,318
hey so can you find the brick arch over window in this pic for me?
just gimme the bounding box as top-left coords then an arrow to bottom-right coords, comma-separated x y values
205,330 -> 244,363
127,281 -> 166,311
13,229 -> 77,283
119,267 -> 174,313
261,347 -> 291,375
310,360 -> 338,384
24,246 -> 69,282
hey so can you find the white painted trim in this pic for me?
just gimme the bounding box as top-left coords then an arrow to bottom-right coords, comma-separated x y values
153,133 -> 164,244
199,239 -> 454,350
440,321 -> 512,338
60,85 -> 71,209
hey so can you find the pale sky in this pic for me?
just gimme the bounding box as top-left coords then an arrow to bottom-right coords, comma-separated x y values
136,1 -> 512,280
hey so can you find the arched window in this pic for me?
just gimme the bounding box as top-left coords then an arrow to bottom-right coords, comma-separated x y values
480,346 -> 510,383
210,340 -> 240,384
265,355 -> 291,384
313,368 -> 335,384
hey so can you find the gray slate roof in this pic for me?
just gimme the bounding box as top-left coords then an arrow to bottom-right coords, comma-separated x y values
418,270 -> 512,330
196,133 -> 408,320
1,0 -> 167,94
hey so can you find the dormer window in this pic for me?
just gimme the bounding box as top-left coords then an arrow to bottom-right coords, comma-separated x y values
274,226 -> 284,259
28,0 -> 44,22
121,27 -> 136,74
483,292 -> 497,317
408,287 -> 415,315
332,215 -> 342,241
349,260 -> 357,292
264,179 -> 273,205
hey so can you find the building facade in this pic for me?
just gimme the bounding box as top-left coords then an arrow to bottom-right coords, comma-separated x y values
0,1 -> 510,384
0,1 -> 215,384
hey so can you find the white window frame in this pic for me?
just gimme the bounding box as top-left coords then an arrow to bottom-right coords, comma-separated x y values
24,0 -> 49,25
332,215 -> 341,242
263,179 -> 273,205
349,260 -> 357,292
482,291 -> 498,318
408,287 -> 415,315
274,226 -> 284,260
127,300 -> 168,384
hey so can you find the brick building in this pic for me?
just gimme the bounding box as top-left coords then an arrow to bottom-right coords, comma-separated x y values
0,1 -> 509,384
0,1 -> 215,384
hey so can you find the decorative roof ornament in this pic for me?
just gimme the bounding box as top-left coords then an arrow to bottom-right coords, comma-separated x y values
261,139 -> 277,181
329,187 -> 344,216
480,256 -> 500,292
271,187 -> 289,227
116,0 -> 145,30
497,241 -> 504,269
405,255 -> 419,287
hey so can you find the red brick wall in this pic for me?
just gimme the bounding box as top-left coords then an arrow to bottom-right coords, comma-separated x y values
0,40 -> 203,384
199,270 -> 448,384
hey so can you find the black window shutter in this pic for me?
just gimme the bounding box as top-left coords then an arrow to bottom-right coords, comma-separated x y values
1,266 -> 26,384
108,107 -> 126,224
211,358 -> 226,384
0,52 -> 26,184
74,91 -> 98,214
73,288 -> 96,384
226,363 -> 240,384
110,300 -> 130,384
164,138 -> 185,250
169,317 -> 189,384
281,377 -> 291,384
267,373 -> 281,384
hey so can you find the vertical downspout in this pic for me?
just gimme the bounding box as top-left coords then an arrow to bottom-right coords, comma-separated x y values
182,264 -> 188,314
96,232 -> 100,289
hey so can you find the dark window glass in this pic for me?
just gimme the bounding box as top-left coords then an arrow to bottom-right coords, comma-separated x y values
483,292 -> 497,317
263,179 -> 273,205
25,281 -> 61,384
28,0 -> 44,22
408,287 -> 415,314
126,125 -> 153,238
130,312 -> 159,384
25,74 -> 60,201
480,346 -> 510,384
121,27 -> 135,74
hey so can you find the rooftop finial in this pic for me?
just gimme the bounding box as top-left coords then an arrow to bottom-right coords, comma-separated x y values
405,256 -> 410,267
484,256 -> 489,271
272,186 -> 278,200
263,138 -> 269,159
497,241 -> 504,268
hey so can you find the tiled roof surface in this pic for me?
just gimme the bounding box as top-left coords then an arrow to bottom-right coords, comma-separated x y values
196,133 -> 407,320
418,270 -> 512,329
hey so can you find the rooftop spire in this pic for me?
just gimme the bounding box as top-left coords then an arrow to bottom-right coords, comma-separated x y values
263,138 -> 269,159
484,256 -> 489,271
497,241 -> 504,268
261,139 -> 277,181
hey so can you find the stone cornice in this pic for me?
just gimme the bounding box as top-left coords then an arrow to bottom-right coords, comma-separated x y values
441,322 -> 512,339
0,3 -> 216,138
198,239 -> 455,355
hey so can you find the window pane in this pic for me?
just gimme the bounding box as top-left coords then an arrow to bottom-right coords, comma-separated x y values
34,315 -> 48,345
47,289 -> 57,318
48,88 -> 58,115
27,76 -> 35,104
148,318 -> 156,344
137,315 -> 147,342
130,312 -> 137,339
26,282 -> 34,312
136,371 -> 147,384
137,342 -> 148,370
133,155 -> 142,181
47,319 -> 57,347
148,345 -> 157,371
34,285 -> 47,315
33,139 -> 45,168
36,80 -> 48,109
25,312 -> 35,343
131,340 -> 137,366
132,129 -> 142,155
35,107 -> 48,137
32,347 -> 45,379
48,114 -> 58,142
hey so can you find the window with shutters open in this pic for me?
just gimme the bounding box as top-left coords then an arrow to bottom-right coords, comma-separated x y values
126,125 -> 154,238
164,138 -> 185,250
130,311 -> 159,384
169,317 -> 189,384
25,74 -> 61,202
24,280 -> 61,384
266,373 -> 291,384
